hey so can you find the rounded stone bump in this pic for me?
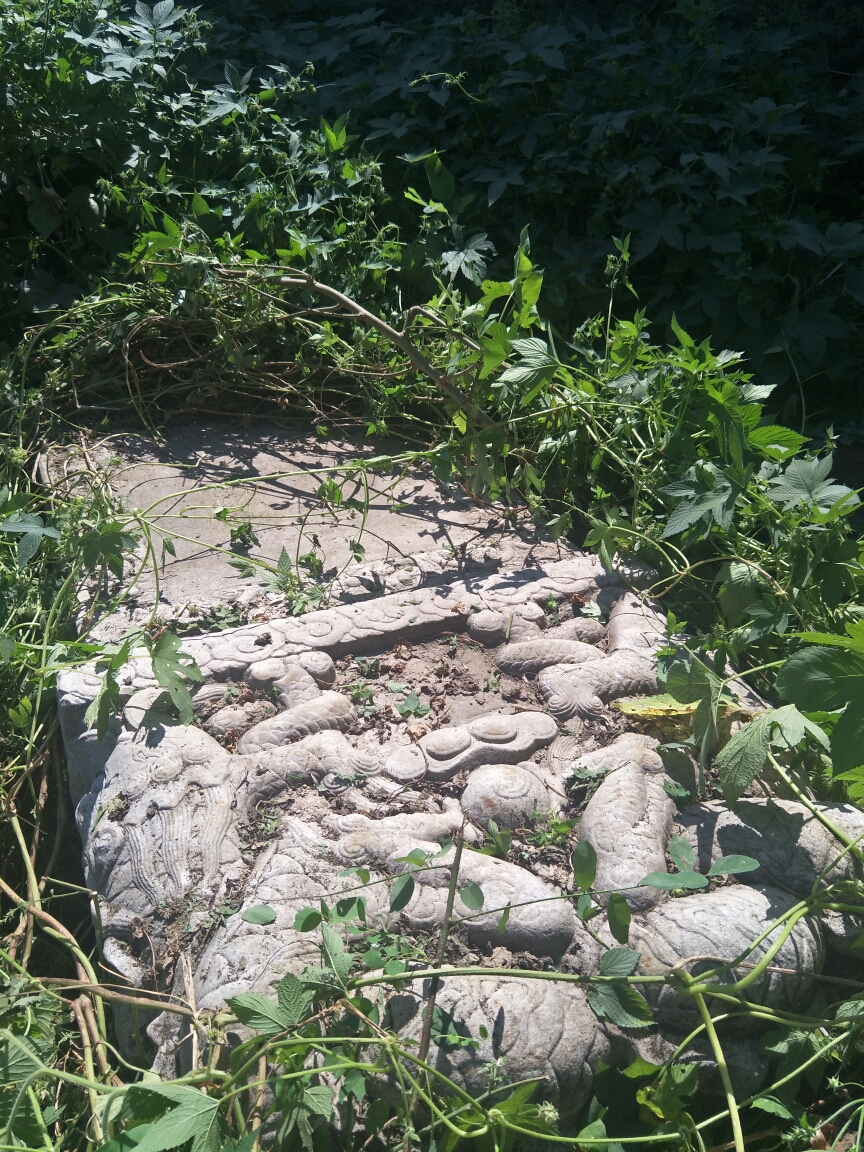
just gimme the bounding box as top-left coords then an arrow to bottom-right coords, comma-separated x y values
245,658 -> 290,688
424,729 -> 472,759
294,651 -> 337,687
384,745 -> 428,783
461,764 -> 550,829
468,715 -> 517,744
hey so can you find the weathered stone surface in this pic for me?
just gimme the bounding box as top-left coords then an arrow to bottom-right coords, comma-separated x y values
55,543 -> 864,1106
460,763 -> 552,829
382,976 -> 613,1126
538,594 -> 664,719
545,617 -> 606,644
496,638 -> 604,677
417,711 -> 558,781
578,744 -> 675,912
235,691 -> 355,753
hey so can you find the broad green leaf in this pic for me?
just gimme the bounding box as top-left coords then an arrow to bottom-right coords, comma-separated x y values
749,1095 -> 794,1119
424,154 -> 455,202
0,512 -> 61,568
277,973 -> 314,1024
639,871 -> 708,890
766,454 -> 857,513
830,701 -> 864,774
747,424 -> 807,461
714,715 -> 770,805
458,881 -> 484,910
123,1084 -> 222,1152
718,560 -> 759,626
389,873 -> 415,912
668,834 -> 696,873
777,646 -> 864,711
241,904 -> 276,925
0,1033 -> 45,1084
571,840 -> 597,891
480,321 -> 511,377
576,1118 -> 608,1150
150,631 -> 203,724
599,947 -> 641,977
294,908 -> 322,931
606,892 -> 631,943
226,992 -> 290,1036
708,854 -> 759,876
586,983 -> 654,1029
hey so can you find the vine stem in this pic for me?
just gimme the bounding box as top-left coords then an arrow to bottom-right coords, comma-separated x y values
690,982 -> 744,1152
406,827 -> 466,1149
769,754 -> 864,865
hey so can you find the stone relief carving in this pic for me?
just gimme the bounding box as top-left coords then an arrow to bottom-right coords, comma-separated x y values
56,552 -> 864,1122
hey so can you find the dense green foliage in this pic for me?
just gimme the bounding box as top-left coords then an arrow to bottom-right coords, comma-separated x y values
5,0 -> 864,422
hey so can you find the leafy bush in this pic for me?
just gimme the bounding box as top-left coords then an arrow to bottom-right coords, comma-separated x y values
195,0 -> 864,423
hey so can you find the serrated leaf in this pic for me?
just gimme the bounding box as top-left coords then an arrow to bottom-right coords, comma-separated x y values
714,715 -> 770,806
571,839 -> 597,891
458,880 -> 484,910
0,1033 -> 45,1084
277,973 -> 314,1024
123,1084 -> 222,1152
750,1095 -> 794,1119
586,983 -> 654,1029
599,947 -> 641,977
766,454 -> 857,513
150,631 -> 203,724
708,854 -> 759,876
606,891 -> 631,943
226,992 -> 290,1036
389,873 -> 415,912
668,834 -> 696,873
748,424 -> 807,462
241,904 -> 276,925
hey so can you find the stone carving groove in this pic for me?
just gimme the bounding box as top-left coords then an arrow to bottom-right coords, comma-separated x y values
56,550 -> 864,1117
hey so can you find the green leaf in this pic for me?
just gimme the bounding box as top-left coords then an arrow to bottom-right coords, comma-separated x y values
572,840 -> 597,891
668,834 -> 696,873
714,715 -> 770,805
294,908 -> 322,932
277,973 -> 314,1024
424,154 -> 455,203
389,873 -> 415,912
749,1095 -> 794,1120
708,854 -> 759,876
718,561 -> 759,626
497,903 -> 511,934
241,904 -> 276,925
747,424 -> 807,462
0,1033 -> 45,1084
778,646 -> 864,712
586,983 -> 654,1029
606,892 -> 631,944
150,631 -> 203,724
766,454 -> 857,513
599,947 -> 641,977
226,992 -> 290,1036
0,512 -> 61,568
639,871 -> 708,890
321,924 -> 353,989
480,321 -> 511,378
123,1084 -> 222,1152
458,881 -> 484,910
777,646 -> 864,772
